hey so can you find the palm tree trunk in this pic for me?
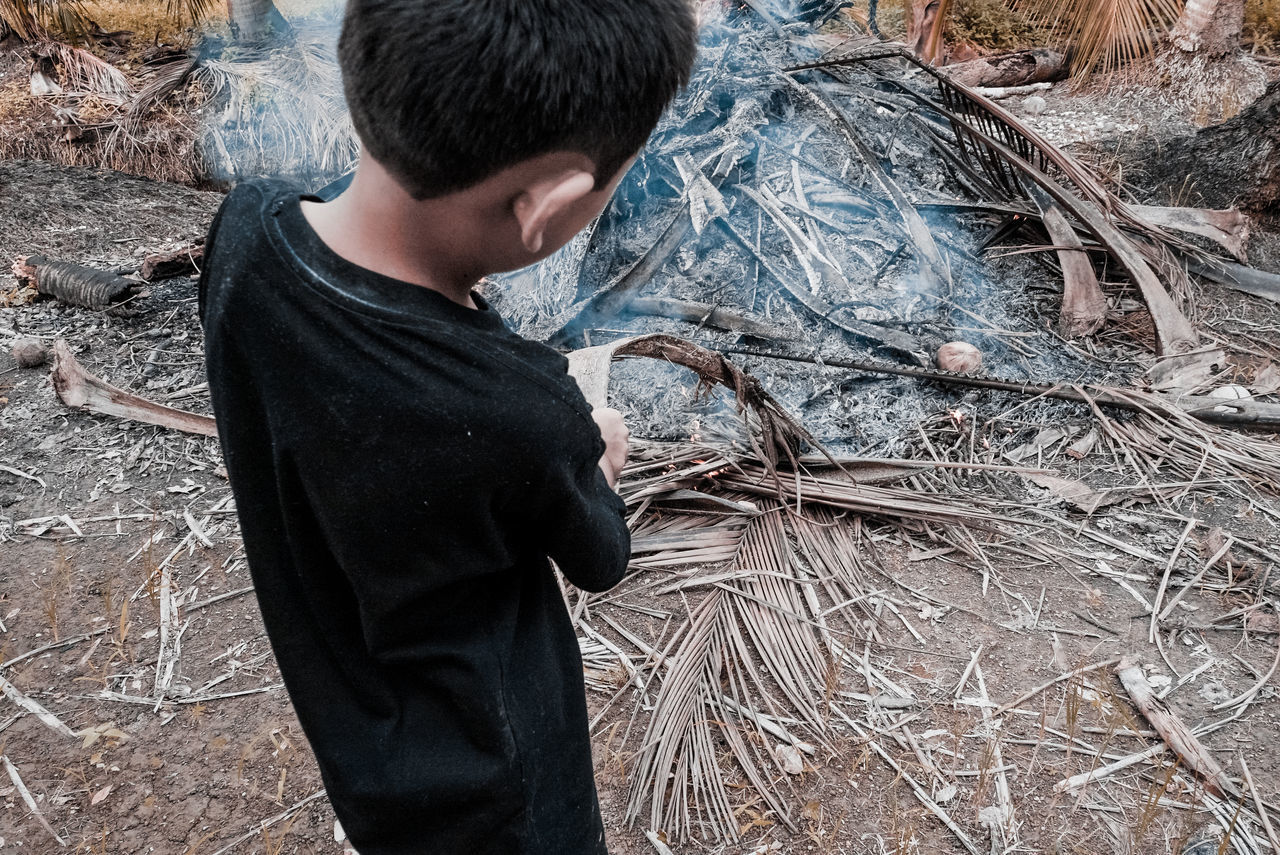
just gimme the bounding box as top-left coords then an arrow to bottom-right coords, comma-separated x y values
1171,0 -> 1246,55
1137,80 -> 1280,217
225,0 -> 290,41
905,0 -> 952,62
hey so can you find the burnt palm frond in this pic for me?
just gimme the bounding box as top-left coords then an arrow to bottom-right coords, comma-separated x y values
787,46 -> 1201,355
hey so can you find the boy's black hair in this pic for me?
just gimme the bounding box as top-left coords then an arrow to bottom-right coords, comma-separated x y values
338,0 -> 699,199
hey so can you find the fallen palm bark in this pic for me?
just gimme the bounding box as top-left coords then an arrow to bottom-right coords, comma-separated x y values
940,48 -> 1067,89
1027,184 -> 1106,338
12,255 -> 138,310
140,243 -> 203,281
1128,206 -> 1250,263
1115,655 -> 1238,799
50,340 -> 218,437
973,81 -> 1053,100
1189,258 -> 1280,304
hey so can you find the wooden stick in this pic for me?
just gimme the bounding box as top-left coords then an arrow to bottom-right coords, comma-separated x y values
206,790 -> 326,855
954,645 -> 982,699
1,629 -> 107,670
976,663 -> 1017,847
1240,754 -> 1280,855
3,754 -> 67,846
1212,639 -> 1280,712
0,673 -> 77,739
1115,655 -> 1237,799
993,657 -> 1122,716
1054,742 -> 1168,793
1150,518 -> 1197,644
50,340 -> 218,437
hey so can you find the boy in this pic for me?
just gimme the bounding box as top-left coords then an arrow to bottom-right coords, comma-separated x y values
197,2 -> 698,853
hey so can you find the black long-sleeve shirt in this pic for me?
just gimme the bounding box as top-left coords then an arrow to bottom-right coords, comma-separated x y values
198,180 -> 630,855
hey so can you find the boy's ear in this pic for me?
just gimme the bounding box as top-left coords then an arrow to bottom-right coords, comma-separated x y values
511,169 -> 597,254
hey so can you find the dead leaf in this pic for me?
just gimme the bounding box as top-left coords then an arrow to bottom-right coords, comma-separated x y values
90,784 -> 112,806
78,722 -> 128,749
1026,473 -> 1122,514
774,743 -> 804,774
1251,362 -> 1280,396
643,830 -> 675,855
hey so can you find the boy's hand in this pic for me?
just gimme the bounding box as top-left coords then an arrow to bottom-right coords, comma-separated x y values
592,407 -> 630,488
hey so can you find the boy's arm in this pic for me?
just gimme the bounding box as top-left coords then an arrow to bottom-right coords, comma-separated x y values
540,411 -> 631,593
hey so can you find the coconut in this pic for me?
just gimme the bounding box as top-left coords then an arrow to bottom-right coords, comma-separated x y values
936,341 -> 983,374
11,338 -> 48,369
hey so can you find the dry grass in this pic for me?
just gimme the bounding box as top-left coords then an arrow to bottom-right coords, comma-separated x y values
74,0 -> 342,56
79,0 -> 198,46
1244,0 -> 1280,54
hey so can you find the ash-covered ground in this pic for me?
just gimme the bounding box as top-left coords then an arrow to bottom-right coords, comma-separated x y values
487,10 -> 1141,456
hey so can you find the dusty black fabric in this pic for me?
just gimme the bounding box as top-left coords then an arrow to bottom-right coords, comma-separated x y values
198,180 -> 629,855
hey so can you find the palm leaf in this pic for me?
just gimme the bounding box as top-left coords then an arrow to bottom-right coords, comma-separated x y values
165,0 -> 218,24
189,29 -> 358,182
1013,0 -> 1183,78
43,41 -> 131,99
0,0 -> 91,40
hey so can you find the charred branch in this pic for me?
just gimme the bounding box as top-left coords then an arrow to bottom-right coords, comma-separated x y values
141,243 -> 204,281
942,49 -> 1068,89
12,255 -> 138,310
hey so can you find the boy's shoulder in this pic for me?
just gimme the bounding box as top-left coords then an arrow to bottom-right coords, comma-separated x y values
200,179 -> 592,431
206,178 -> 301,241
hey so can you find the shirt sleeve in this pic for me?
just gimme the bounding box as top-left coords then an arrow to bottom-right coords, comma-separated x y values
538,437 -> 631,594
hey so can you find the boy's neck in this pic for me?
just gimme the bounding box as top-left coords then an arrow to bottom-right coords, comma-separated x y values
300,161 -> 485,309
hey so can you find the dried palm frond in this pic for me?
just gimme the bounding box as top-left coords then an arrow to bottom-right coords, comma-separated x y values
37,41 -> 131,100
626,503 -> 834,842
1073,386 -> 1280,493
788,48 -> 1202,355
629,511 -> 751,570
1013,0 -> 1183,78
165,0 -> 218,24
0,0 -> 90,41
190,30 -> 357,183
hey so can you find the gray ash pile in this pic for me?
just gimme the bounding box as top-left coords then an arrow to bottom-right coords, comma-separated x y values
488,1 -> 1137,455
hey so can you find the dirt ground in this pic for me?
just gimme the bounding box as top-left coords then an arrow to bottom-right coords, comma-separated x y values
3,102 -> 1280,855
